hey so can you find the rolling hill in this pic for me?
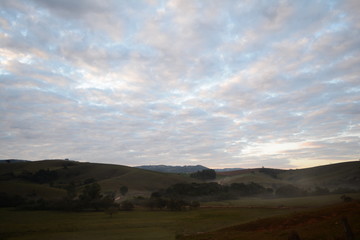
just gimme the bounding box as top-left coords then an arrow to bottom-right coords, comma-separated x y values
0,159 -> 195,199
216,161 -> 360,191
1,160 -> 359,201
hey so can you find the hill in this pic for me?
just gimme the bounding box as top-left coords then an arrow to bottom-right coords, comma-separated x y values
1,160 -> 359,202
136,164 -> 208,173
216,161 -> 360,192
215,168 -> 244,172
0,160 -> 195,199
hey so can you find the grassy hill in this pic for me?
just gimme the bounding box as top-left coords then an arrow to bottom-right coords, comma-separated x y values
216,161 -> 360,191
0,160 -> 195,199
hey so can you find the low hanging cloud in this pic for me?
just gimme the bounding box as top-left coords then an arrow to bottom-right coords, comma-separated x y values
0,0 -> 359,168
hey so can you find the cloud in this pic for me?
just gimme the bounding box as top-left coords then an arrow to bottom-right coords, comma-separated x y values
1,0 -> 359,168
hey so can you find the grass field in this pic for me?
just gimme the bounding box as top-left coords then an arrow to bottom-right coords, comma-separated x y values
0,207 -> 294,240
2,194 -> 359,240
180,201 -> 360,240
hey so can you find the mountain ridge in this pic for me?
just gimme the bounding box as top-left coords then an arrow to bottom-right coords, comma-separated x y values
136,164 -> 208,173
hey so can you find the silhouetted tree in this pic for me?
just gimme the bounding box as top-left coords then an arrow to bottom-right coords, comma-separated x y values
120,186 -> 128,196
66,181 -> 77,199
79,183 -> 102,202
190,169 -> 216,180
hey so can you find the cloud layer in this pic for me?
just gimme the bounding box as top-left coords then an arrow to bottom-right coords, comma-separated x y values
1,0 -> 359,168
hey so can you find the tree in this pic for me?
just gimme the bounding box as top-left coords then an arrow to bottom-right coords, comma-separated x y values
79,183 -> 102,202
66,181 -> 77,199
190,169 -> 216,180
120,186 -> 128,196
120,200 -> 134,211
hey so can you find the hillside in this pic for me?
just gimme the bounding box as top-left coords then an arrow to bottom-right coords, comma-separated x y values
0,160 -> 194,199
216,161 -> 360,191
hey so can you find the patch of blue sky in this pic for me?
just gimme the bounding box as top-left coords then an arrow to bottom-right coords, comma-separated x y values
264,92 -> 279,99
0,68 -> 10,75
325,78 -> 343,84
346,87 -> 360,93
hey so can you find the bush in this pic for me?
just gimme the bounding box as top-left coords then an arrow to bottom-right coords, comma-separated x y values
190,169 -> 216,180
120,200 -> 134,211
0,192 -> 26,207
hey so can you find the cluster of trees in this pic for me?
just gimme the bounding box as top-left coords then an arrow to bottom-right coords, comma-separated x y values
230,182 -> 273,196
18,169 -> 58,184
158,182 -> 274,201
258,168 -> 285,179
0,182 -> 133,212
190,169 -> 216,180
275,185 -> 359,198
155,182 -> 356,201
146,194 -> 200,211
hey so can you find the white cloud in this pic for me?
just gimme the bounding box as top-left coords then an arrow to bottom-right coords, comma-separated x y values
0,0 -> 359,168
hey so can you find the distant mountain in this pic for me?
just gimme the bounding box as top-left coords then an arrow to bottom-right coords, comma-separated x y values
136,165 -> 209,173
0,159 -> 29,164
215,168 -> 244,172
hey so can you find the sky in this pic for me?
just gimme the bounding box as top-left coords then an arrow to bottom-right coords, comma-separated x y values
0,0 -> 359,169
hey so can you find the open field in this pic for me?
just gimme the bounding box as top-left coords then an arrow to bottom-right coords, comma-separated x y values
0,207 -> 294,240
1,194 -> 359,240
180,201 -> 360,240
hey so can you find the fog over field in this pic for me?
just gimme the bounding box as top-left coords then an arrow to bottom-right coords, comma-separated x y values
1,0 -> 359,168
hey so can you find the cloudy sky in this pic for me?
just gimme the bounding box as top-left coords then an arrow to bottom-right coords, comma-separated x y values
1,0 -> 359,169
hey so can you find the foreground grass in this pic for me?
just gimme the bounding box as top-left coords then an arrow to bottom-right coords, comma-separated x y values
0,207 -> 294,240
180,201 -> 360,240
